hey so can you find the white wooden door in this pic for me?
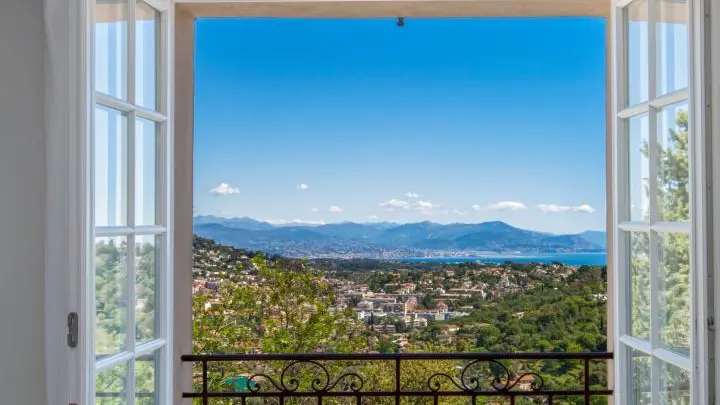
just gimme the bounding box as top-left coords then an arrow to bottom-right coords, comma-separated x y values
79,1 -> 174,404
611,0 -> 711,403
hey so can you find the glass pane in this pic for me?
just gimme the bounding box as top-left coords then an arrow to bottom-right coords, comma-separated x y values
136,351 -> 160,405
96,237 -> 129,358
96,361 -> 129,405
658,232 -> 690,355
136,2 -> 159,110
95,105 -> 128,227
135,235 -> 158,343
95,0 -> 128,99
656,0 -> 689,96
135,118 -> 158,225
628,114 -> 650,222
657,101 -> 690,222
629,349 -> 651,405
659,360 -> 690,405
627,0 -> 649,106
629,232 -> 650,340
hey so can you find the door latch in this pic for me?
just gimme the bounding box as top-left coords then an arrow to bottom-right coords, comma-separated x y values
67,312 -> 78,348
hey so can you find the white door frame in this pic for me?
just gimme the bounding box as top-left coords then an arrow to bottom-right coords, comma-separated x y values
711,0 -> 720,398
45,1 -> 92,404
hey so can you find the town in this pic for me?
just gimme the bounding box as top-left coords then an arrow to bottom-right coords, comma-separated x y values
192,236 -> 607,353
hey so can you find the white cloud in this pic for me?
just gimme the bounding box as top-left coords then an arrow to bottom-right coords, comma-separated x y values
367,215 -> 379,221
405,192 -> 420,199
413,200 -> 447,215
536,203 -> 596,214
414,200 -> 439,211
573,204 -> 596,214
210,183 -> 240,196
379,199 -> 411,211
536,204 -> 571,213
297,183 -> 309,190
328,205 -> 344,213
311,208 -> 319,212
419,209 -> 450,216
452,209 -> 467,216
266,219 -> 326,225
472,201 -> 527,211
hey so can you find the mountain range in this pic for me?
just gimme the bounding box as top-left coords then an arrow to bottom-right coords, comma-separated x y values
193,215 -> 606,259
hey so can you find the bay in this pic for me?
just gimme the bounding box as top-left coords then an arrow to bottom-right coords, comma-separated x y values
397,252 -> 607,266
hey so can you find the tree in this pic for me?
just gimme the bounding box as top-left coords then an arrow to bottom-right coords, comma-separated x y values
95,237 -> 158,404
193,255 -> 369,400
194,255 -> 367,355
635,109 -> 691,405
95,238 -> 128,356
656,110 -> 690,354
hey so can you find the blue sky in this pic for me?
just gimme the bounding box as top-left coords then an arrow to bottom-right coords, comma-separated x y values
193,17 -> 607,234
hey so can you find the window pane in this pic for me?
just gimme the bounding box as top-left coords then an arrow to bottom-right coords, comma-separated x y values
96,361 -> 129,405
628,114 -> 650,222
627,0 -> 649,106
95,237 -> 129,358
659,360 -> 690,405
95,0 -> 128,100
135,235 -> 158,343
629,231 -> 650,340
629,349 -> 651,405
95,105 -> 128,227
136,351 -> 160,405
658,232 -> 690,355
656,101 -> 690,222
136,2 -> 159,110
656,0 -> 688,96
135,118 -> 158,225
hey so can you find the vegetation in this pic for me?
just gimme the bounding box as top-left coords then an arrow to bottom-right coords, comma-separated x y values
190,237 -> 610,405
95,237 -> 158,404
628,107 -> 691,404
193,255 -> 367,355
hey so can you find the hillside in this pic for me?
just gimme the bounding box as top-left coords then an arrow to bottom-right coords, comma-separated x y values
577,230 -> 607,249
193,216 -> 605,258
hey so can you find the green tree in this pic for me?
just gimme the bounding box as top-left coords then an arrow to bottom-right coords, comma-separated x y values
637,108 -> 691,404
194,255 -> 367,354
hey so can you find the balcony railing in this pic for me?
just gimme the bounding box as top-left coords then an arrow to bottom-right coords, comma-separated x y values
181,352 -> 613,405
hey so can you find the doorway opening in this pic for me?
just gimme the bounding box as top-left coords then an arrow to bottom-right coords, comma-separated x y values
187,16 -> 617,404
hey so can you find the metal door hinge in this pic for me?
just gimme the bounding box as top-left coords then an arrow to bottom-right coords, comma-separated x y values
708,316 -> 715,332
67,312 -> 78,348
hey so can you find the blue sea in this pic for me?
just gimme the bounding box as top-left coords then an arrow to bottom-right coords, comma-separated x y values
398,252 -> 607,266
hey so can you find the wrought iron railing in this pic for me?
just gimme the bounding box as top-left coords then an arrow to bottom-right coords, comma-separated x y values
181,352 -> 613,405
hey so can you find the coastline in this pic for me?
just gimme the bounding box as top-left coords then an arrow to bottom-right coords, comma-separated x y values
394,252 -> 608,266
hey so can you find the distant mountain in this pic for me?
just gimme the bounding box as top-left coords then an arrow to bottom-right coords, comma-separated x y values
193,215 -> 274,231
193,216 -> 605,258
577,230 -> 607,249
309,222 -> 391,240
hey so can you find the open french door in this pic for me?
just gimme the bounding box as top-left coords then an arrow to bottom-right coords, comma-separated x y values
610,0 -> 712,403
68,0 -> 175,404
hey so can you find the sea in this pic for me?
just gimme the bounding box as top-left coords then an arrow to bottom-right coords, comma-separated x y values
397,252 -> 607,266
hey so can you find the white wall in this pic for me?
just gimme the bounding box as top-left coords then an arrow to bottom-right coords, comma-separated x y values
0,1 -> 47,404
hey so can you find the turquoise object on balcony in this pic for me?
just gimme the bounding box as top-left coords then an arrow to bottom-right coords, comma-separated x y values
224,375 -> 256,392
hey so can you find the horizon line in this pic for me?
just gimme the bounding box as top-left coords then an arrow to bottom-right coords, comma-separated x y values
193,214 -> 607,234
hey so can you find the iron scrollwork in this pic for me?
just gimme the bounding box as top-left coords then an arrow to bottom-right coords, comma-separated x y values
248,360 -> 365,393
427,359 -> 545,393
